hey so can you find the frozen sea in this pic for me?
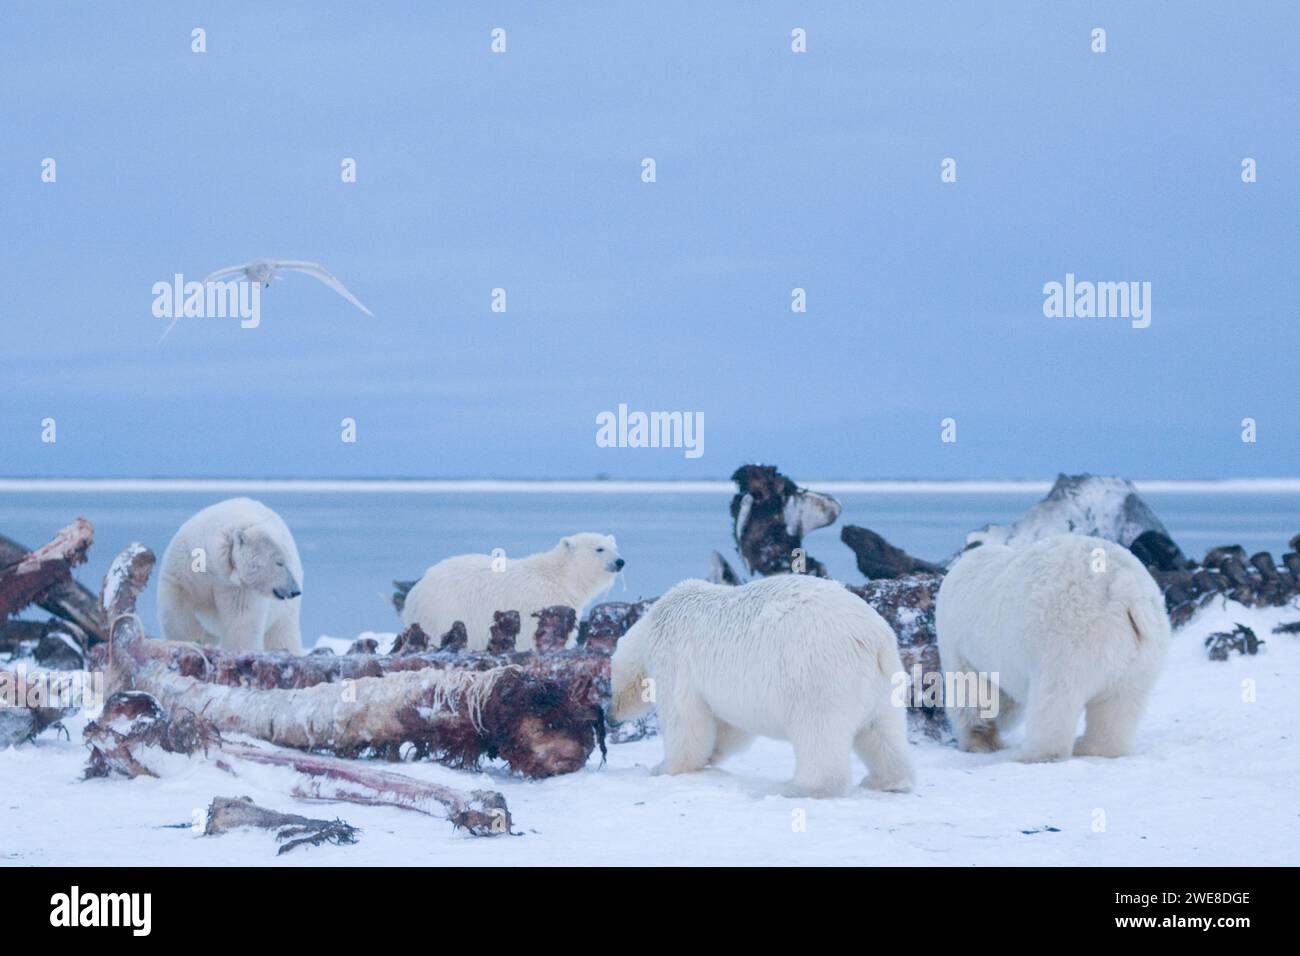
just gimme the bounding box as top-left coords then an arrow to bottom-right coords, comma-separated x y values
2,479 -> 1298,645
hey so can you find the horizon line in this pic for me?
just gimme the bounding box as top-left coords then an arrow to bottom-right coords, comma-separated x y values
2,477 -> 1299,494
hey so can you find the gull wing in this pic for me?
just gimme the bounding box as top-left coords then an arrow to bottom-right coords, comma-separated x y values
276,260 -> 374,317
162,262 -> 250,342
157,313 -> 184,344
202,263 -> 250,285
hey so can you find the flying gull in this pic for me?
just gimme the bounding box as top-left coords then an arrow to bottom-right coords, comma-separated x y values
159,258 -> 373,341
204,258 -> 374,316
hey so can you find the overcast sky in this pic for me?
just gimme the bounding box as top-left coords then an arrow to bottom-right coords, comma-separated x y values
2,1 -> 1297,480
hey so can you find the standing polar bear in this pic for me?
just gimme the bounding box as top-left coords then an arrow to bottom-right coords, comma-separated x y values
936,533 -> 1170,763
610,575 -> 914,797
401,534 -> 623,651
157,498 -> 304,653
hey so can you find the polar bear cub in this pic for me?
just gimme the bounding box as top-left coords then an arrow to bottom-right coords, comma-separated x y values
936,533 -> 1171,762
157,498 -> 304,653
401,534 -> 623,651
610,575 -> 914,797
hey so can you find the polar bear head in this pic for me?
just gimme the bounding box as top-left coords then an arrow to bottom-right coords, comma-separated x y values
555,532 -> 624,595
230,523 -> 301,599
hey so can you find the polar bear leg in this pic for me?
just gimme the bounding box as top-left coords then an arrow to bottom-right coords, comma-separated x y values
993,688 -> 1020,735
948,655 -> 1007,753
214,588 -> 270,652
854,704 -> 914,792
655,693 -> 717,775
1074,680 -> 1152,757
1018,680 -> 1086,763
263,604 -> 303,654
951,704 -> 1002,753
789,725 -> 853,798
158,579 -> 206,644
708,720 -> 754,765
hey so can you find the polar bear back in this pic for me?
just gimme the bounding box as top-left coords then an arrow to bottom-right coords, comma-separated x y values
936,534 -> 1170,702
634,575 -> 901,740
401,553 -> 577,650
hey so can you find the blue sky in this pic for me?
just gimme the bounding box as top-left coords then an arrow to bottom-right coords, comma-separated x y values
1,1 -> 1297,479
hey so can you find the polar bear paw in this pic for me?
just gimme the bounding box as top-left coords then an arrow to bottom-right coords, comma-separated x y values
1073,736 -> 1131,758
957,727 -> 1004,753
863,773 -> 913,793
1016,747 -> 1072,764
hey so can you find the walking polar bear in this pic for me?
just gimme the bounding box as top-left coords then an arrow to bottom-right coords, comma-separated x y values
157,498 -> 304,653
936,533 -> 1170,763
610,575 -> 914,797
401,534 -> 624,651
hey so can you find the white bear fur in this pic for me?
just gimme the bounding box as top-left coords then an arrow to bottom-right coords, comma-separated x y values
401,533 -> 622,651
610,575 -> 914,797
157,498 -> 304,653
936,533 -> 1170,762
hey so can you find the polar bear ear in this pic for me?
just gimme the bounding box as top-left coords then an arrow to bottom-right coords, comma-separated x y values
561,536 -> 574,551
224,528 -> 245,585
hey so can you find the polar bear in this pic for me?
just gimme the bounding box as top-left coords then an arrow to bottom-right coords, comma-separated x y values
935,533 -> 1170,763
157,498 -> 304,653
400,534 -> 623,651
610,575 -> 914,797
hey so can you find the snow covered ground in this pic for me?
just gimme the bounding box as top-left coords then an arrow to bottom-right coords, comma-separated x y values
3,598 -> 1297,867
